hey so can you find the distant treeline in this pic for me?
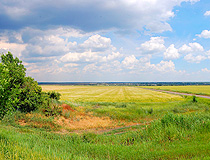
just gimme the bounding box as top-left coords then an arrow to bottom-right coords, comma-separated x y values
38,82 -> 210,86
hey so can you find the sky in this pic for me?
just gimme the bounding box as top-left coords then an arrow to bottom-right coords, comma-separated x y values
1,0 -> 210,82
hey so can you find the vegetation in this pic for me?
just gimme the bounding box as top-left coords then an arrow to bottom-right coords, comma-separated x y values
1,53 -> 210,159
144,85 -> 210,96
0,52 -> 60,119
1,113 -> 210,159
41,85 -> 183,102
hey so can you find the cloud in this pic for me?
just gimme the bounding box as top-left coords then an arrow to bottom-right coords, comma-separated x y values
164,44 -> 180,60
0,36 -> 26,57
184,54 -> 206,63
138,37 -> 166,55
102,52 -> 122,62
79,34 -> 114,52
122,55 -> 139,69
59,34 -> 122,63
189,43 -> 204,52
205,50 -> 210,59
179,42 -> 204,54
83,64 -> 98,72
121,54 -> 177,73
179,44 -> 193,54
154,60 -> 175,72
196,30 -> 210,38
60,50 -> 122,63
201,68 -> 210,72
0,0 -> 199,33
179,42 -> 206,63
204,11 -> 210,16
3,6 -> 29,19
0,27 -> 91,62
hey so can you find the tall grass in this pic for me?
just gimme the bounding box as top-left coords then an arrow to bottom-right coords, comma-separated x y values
1,113 -> 210,159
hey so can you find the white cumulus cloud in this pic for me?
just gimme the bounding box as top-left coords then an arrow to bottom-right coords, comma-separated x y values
204,11 -> 210,16
164,44 -> 180,60
196,30 -> 210,38
122,55 -> 139,69
153,60 -> 176,72
79,34 -> 114,52
179,42 -> 204,54
138,37 -> 166,55
184,54 -> 206,63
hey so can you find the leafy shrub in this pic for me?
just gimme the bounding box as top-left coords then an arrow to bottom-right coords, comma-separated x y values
42,104 -> 62,117
41,93 -> 62,116
192,96 -> 197,103
0,52 -> 61,119
18,77 -> 43,112
47,91 -> 61,100
148,108 -> 153,114
0,52 -> 26,118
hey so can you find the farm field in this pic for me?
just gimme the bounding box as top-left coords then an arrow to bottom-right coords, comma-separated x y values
1,85 -> 210,159
143,85 -> 210,96
41,85 -> 184,102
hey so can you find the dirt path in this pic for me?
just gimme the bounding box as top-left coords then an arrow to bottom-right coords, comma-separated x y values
142,88 -> 210,99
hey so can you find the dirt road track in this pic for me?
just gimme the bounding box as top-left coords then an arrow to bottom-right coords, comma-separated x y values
142,88 -> 210,99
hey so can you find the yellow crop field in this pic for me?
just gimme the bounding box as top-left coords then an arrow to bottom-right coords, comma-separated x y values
143,85 -> 210,96
41,85 -> 183,102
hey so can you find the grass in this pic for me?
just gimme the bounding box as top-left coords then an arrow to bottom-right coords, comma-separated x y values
1,85 -> 210,159
1,113 -> 210,159
41,85 -> 184,102
143,85 -> 210,96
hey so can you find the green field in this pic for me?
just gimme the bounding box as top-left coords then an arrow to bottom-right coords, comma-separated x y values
1,85 -> 210,159
41,85 -> 183,102
143,85 -> 210,96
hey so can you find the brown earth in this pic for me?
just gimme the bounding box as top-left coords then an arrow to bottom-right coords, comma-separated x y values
18,104 -> 144,134
61,104 -> 75,112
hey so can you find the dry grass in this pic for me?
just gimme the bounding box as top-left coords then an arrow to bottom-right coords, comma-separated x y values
41,85 -> 183,102
17,106 -> 136,132
55,115 -> 124,131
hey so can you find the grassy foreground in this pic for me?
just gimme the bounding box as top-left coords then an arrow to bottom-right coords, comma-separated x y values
1,113 -> 210,159
1,85 -> 210,159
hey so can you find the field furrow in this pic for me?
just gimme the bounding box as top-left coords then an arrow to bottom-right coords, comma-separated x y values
41,85 -> 184,102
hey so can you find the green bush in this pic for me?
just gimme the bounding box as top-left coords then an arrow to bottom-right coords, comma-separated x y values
18,77 -> 43,112
47,91 -> 61,100
0,52 -> 26,118
0,52 -> 61,119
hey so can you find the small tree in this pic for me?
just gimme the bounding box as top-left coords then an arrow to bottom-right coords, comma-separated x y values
0,52 -> 26,118
0,52 -> 43,118
18,77 -> 43,112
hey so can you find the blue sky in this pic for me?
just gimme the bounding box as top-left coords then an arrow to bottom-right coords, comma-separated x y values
1,0 -> 210,82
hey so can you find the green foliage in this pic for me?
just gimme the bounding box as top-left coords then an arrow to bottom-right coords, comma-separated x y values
40,92 -> 62,117
41,103 -> 62,117
18,77 -> 43,112
0,52 -> 61,119
0,52 -> 26,118
47,91 -> 61,100
192,96 -> 197,103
